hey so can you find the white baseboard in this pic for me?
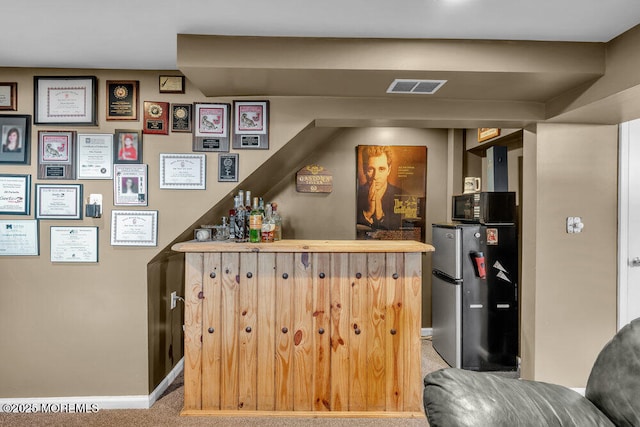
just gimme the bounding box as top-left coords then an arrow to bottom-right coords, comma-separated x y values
0,358 -> 185,411
421,327 -> 433,337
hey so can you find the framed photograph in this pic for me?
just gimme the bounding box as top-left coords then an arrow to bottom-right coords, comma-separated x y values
478,128 -> 501,142
35,183 -> 83,220
38,130 -> 76,180
0,82 -> 17,111
193,102 -> 230,152
171,103 -> 192,133
114,164 -> 148,206
159,75 -> 185,94
0,174 -> 31,215
0,114 -> 31,165
106,80 -> 139,121
159,153 -> 206,189
111,210 -> 158,246
76,133 -> 114,179
50,226 -> 98,263
143,101 -> 169,135
232,100 -> 269,149
0,219 -> 39,256
34,76 -> 98,126
114,129 -> 142,164
218,153 -> 239,182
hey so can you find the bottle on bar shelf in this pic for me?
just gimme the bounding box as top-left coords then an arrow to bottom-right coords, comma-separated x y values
234,192 -> 247,242
261,203 -> 275,243
249,196 -> 262,243
271,202 -> 282,241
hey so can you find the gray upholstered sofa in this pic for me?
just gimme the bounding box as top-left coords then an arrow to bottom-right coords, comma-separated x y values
423,318 -> 640,427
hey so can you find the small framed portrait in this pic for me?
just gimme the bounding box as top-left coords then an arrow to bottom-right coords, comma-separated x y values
192,102 -> 230,152
37,130 -> 76,180
0,82 -> 18,111
0,114 -> 31,165
232,100 -> 269,150
114,129 -> 142,164
34,76 -> 98,126
218,153 -> 239,182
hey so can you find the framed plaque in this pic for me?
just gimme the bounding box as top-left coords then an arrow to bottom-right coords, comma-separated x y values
143,101 -> 169,135
34,76 -> 98,126
111,210 -> 158,246
114,164 -> 148,206
0,174 -> 31,215
114,129 -> 142,164
76,133 -> 114,179
171,103 -> 192,133
37,130 -> 76,180
106,80 -> 139,121
35,183 -> 83,220
0,82 -> 17,111
478,128 -> 501,142
0,114 -> 31,165
50,226 -> 98,263
193,103 -> 230,152
159,75 -> 185,94
0,219 -> 39,256
159,153 -> 206,189
218,153 -> 238,182
232,100 -> 269,149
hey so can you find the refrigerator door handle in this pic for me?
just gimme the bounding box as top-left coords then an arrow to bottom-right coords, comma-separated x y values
432,269 -> 462,284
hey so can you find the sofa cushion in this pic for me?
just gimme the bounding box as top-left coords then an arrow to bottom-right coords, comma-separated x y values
586,318 -> 640,427
424,368 -> 614,427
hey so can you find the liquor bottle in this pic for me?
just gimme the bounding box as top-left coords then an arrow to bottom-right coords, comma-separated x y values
249,197 -> 262,243
244,190 -> 252,241
228,208 -> 236,240
234,195 -> 247,242
261,203 -> 275,243
272,202 -> 282,241
258,197 -> 265,218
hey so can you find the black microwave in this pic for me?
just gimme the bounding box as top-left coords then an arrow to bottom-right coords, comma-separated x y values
451,192 -> 516,223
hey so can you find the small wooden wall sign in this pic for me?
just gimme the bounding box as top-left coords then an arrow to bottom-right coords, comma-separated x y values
296,165 -> 333,193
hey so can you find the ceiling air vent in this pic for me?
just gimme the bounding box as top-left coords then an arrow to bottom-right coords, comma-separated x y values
387,79 -> 447,95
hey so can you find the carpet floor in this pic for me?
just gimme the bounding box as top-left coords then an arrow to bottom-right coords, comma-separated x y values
0,338 -> 450,427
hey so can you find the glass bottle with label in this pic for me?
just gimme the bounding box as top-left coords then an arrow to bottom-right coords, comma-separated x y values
249,196 -> 262,243
234,194 -> 247,242
272,202 -> 282,241
261,203 -> 275,243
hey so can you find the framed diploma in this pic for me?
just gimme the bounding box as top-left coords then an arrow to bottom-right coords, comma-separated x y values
159,153 -> 206,190
106,80 -> 139,121
76,133 -> 114,179
143,101 -> 169,135
218,153 -> 239,182
37,130 -> 76,180
0,114 -> 31,165
34,76 -> 98,126
114,164 -> 148,206
50,226 -> 98,263
171,103 -> 192,133
0,82 -> 17,111
159,75 -> 185,94
0,174 -> 31,215
193,102 -> 230,152
0,219 -> 39,256
35,184 -> 83,220
111,210 -> 158,246
232,100 -> 269,150
114,129 -> 142,164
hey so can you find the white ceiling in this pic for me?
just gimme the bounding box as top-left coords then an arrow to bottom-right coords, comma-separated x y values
3,0 -> 640,71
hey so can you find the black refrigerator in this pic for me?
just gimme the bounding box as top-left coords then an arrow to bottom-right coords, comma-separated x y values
431,222 -> 518,371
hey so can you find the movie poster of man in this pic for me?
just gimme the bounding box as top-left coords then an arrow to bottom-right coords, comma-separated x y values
356,145 -> 427,242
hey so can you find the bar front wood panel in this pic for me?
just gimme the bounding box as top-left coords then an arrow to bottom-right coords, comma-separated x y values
176,240 -> 432,418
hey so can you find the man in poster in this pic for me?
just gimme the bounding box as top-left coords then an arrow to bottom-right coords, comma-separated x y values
358,146 -> 402,230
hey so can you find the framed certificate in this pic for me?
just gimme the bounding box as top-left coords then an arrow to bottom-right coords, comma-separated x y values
0,219 -> 39,256
0,82 -> 17,111
159,153 -> 206,189
193,103 -> 230,152
232,100 -> 269,149
171,103 -> 192,133
218,153 -> 239,182
114,164 -> 148,206
34,76 -> 98,126
50,226 -> 98,263
0,114 -> 31,165
114,129 -> 142,164
37,130 -> 76,180
159,75 -> 185,94
35,184 -> 83,220
143,101 -> 169,135
0,174 -> 31,215
76,133 -> 114,179
111,210 -> 158,246
106,80 -> 139,121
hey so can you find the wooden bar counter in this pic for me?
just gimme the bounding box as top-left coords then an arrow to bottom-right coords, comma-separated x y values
171,239 -> 434,418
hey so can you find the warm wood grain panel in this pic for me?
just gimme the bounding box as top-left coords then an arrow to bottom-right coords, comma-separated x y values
293,252 -> 313,410
330,253 -> 350,412
403,253 -> 423,412
238,252 -> 258,410
348,253 -> 368,411
257,252 -> 276,411
220,252 -> 239,410
385,253 -> 404,412
202,253 -> 222,409
183,253 -> 204,411
275,253 -> 294,411
313,253 -> 331,411
366,253 -> 386,411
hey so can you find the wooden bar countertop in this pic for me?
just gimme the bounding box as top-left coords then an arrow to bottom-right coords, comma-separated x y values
172,239 -> 434,254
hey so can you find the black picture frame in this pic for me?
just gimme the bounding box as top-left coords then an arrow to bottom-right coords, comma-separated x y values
106,80 -> 139,121
0,114 -> 31,165
171,103 -> 192,133
34,76 -> 98,126
114,129 -> 143,164
218,153 -> 239,182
